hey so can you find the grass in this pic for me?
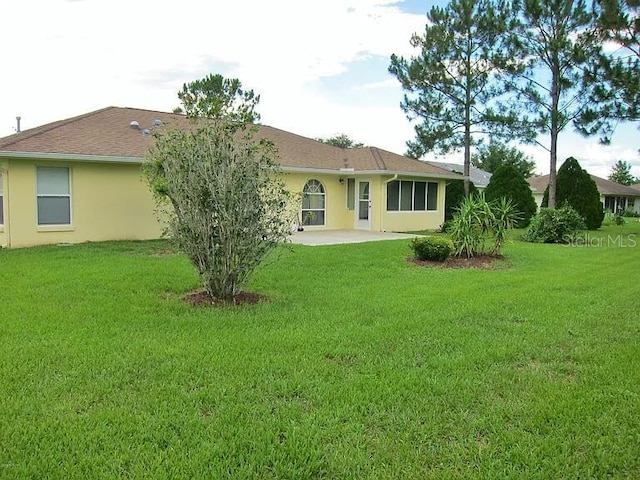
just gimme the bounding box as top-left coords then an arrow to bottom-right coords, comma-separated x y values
1,223 -> 639,478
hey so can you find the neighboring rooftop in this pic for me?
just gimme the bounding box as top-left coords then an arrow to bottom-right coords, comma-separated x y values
0,107 -> 459,179
528,174 -> 640,197
426,161 -> 491,188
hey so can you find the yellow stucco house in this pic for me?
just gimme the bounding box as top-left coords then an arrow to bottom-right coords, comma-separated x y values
0,107 -> 462,248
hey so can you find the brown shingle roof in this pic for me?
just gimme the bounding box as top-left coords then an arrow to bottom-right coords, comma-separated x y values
527,174 -> 640,197
0,106 -> 458,178
527,175 -> 550,194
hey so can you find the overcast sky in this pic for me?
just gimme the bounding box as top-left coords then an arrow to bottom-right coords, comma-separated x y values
1,0 -> 638,178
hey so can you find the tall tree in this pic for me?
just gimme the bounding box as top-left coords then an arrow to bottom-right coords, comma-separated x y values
389,0 -> 516,196
577,1 -> 640,141
608,160 -> 639,185
500,0 -> 603,208
175,73 -> 260,124
471,141 -> 537,177
315,133 -> 364,148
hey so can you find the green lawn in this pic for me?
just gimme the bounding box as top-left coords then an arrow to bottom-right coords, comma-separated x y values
1,223 -> 639,479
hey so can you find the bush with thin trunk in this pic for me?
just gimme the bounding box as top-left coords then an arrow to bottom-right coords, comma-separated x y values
143,121 -> 296,302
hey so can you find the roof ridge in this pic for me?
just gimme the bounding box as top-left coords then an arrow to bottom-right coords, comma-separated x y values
0,106 -> 116,148
369,146 -> 388,170
119,106 -> 181,115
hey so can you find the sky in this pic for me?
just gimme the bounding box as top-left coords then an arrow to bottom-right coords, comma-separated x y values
1,0 -> 639,179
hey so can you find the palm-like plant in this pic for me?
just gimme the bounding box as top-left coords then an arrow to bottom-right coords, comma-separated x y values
449,193 -> 521,257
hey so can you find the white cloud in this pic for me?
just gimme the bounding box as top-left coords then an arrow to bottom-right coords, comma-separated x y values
518,135 -> 640,179
359,79 -> 399,89
1,0 -> 636,175
1,0 -> 425,141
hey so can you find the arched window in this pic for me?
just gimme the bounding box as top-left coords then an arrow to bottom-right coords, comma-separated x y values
302,179 -> 325,226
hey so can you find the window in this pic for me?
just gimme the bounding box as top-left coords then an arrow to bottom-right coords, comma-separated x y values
0,172 -> 4,225
346,178 -> 355,210
37,167 -> 71,225
604,197 -> 615,212
302,179 -> 325,226
386,180 -> 438,212
427,182 -> 438,210
605,196 -> 628,214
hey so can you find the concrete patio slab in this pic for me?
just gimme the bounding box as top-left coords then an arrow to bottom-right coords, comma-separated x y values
288,229 -> 424,246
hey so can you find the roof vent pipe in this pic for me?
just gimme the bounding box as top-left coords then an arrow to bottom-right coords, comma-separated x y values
16,116 -> 21,133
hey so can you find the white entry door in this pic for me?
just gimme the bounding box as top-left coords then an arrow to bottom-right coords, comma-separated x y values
356,180 -> 371,230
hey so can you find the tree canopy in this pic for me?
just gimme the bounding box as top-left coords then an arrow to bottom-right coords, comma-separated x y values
499,0 -> 603,208
471,141 -> 537,178
608,160 -> 639,186
389,0 -> 516,195
175,73 -> 260,124
315,133 -> 364,148
577,0 -> 640,142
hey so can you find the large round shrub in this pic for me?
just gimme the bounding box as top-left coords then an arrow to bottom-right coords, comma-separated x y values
484,164 -> 538,227
523,205 -> 586,243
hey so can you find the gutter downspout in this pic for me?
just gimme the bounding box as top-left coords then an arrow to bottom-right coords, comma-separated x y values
381,174 -> 398,232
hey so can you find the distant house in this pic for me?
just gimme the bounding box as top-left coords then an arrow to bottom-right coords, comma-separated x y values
426,161 -> 492,189
527,174 -> 640,214
0,107 -> 462,248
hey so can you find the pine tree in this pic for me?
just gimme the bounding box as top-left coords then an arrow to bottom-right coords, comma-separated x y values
389,0 -> 516,196
608,160 -> 639,186
500,0 -> 603,208
577,0 -> 640,142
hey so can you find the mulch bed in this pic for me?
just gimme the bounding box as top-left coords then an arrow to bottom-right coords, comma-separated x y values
409,254 -> 504,269
184,290 -> 266,307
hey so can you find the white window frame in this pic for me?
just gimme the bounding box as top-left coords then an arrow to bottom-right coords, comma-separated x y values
387,180 -> 438,212
302,179 -> 326,226
36,166 -> 72,226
